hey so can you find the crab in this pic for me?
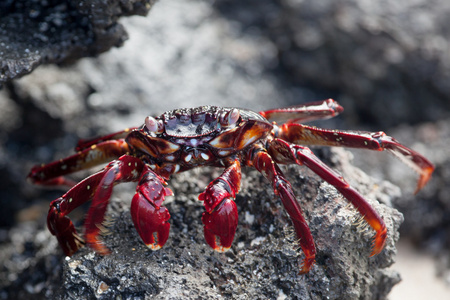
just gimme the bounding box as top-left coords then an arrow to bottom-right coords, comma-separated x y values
28,100 -> 434,274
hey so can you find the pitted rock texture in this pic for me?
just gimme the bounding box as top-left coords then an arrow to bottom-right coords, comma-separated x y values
1,148 -> 403,299
0,0 -> 155,83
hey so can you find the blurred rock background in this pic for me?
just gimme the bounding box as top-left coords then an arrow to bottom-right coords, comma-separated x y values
1,0 -> 449,299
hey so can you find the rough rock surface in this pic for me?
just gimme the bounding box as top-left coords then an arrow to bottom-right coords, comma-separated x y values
1,148 -> 403,299
0,0 -> 155,84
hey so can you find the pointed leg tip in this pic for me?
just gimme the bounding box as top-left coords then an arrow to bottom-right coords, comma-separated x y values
369,241 -> 386,257
414,166 -> 434,194
85,232 -> 111,255
298,257 -> 315,275
370,227 -> 387,257
164,187 -> 174,197
89,243 -> 111,256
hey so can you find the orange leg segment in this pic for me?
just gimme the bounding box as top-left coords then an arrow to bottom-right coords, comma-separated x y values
268,138 -> 387,257
249,148 -> 316,274
277,123 -> 434,194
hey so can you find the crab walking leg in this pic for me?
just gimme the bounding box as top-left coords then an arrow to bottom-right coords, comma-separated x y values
130,166 -> 173,250
198,159 -> 241,252
277,123 -> 434,193
83,155 -> 148,254
76,127 -> 138,151
249,148 -> 316,274
259,99 -> 343,124
28,140 -> 131,187
47,171 -> 105,256
269,139 -> 387,256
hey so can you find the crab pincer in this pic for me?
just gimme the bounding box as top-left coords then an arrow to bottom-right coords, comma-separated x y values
201,198 -> 238,252
131,168 -> 173,250
199,160 -> 241,252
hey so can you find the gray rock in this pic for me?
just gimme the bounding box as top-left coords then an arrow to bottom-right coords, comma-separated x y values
1,148 -> 403,299
214,0 -> 450,126
0,0 -> 155,83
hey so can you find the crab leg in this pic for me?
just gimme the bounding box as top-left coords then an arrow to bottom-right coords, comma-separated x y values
47,171 -> 104,256
130,166 -> 173,251
269,138 -> 387,257
248,147 -> 316,274
198,159 -> 241,252
28,140 -> 130,187
277,124 -> 434,193
47,155 -> 146,256
83,155 -> 149,254
259,99 -> 343,124
76,128 -> 138,151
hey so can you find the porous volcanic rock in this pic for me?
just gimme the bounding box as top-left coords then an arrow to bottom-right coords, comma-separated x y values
0,0 -> 155,84
1,148 -> 403,299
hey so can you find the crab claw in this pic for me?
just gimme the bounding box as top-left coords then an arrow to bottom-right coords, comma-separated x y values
131,194 -> 170,250
201,198 -> 238,252
130,169 -> 172,250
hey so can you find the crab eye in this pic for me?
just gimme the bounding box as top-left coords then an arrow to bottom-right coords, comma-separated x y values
221,109 -> 240,126
145,116 -> 164,134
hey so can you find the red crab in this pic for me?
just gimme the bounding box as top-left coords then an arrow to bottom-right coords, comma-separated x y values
28,100 -> 433,274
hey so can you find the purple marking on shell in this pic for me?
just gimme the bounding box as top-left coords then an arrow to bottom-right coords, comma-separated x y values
163,106 -> 222,138
192,112 -> 206,125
